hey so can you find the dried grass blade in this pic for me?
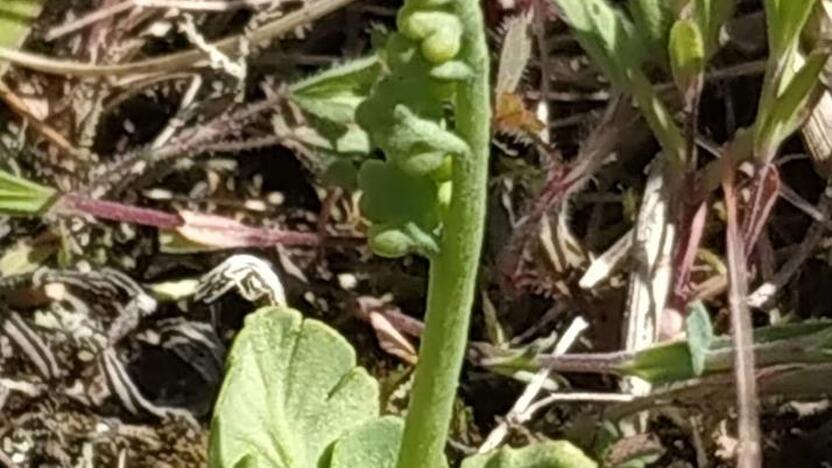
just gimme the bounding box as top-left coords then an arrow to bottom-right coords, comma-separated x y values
620,159 -> 676,432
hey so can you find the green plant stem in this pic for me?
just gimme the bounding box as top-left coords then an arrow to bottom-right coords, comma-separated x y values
394,0 -> 490,467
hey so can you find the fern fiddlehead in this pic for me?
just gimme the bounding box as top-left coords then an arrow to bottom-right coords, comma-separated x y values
355,0 -> 473,259
354,0 -> 491,466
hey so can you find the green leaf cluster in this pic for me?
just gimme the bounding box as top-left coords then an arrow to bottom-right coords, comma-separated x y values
557,0 -> 827,166
555,0 -> 644,91
210,306 -> 600,468
286,0 -> 472,259
351,0 -> 472,259
554,0 -> 685,163
754,0 -> 829,162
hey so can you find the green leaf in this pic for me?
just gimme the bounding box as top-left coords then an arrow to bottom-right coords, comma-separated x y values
765,0 -> 817,56
289,55 -> 382,125
0,0 -> 45,76
0,168 -> 57,214
685,301 -> 714,376
322,158 -> 359,191
461,440 -> 597,468
358,159 -> 439,228
367,222 -> 440,259
618,340 -> 695,384
328,416 -> 404,468
429,60 -> 474,81
389,104 -> 470,156
694,0 -> 735,58
292,118 -> 372,156
755,49 -> 830,160
621,320 -> 832,383
209,306 -> 380,468
553,0 -> 644,90
495,13 -> 533,94
287,56 -> 380,160
384,104 -> 469,175
397,6 -> 463,63
628,0 -> 674,64
668,19 -> 705,97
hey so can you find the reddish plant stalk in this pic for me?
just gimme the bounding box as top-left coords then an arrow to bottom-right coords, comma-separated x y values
59,193 -> 182,228
56,192 -> 321,247
722,158 -> 761,467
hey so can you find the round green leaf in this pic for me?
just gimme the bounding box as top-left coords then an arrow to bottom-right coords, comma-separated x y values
209,307 -> 380,468
358,160 -> 438,227
329,416 -> 404,468
323,159 -> 359,191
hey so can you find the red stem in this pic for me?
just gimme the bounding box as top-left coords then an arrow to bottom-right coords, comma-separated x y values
60,193 -> 182,228
57,192 -> 323,247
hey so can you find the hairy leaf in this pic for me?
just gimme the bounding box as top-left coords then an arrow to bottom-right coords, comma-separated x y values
496,13 -> 532,94
210,306 -> 380,467
289,55 -> 382,125
287,56 -> 380,163
292,116 -> 372,155
329,416 -> 404,468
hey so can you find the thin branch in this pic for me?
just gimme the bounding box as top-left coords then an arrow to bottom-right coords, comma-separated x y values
1,0 -> 358,77
47,1 -> 290,41
525,391 -> 634,414
0,82 -> 85,158
747,185 -> 832,308
478,315 -> 589,453
45,1 -> 135,41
